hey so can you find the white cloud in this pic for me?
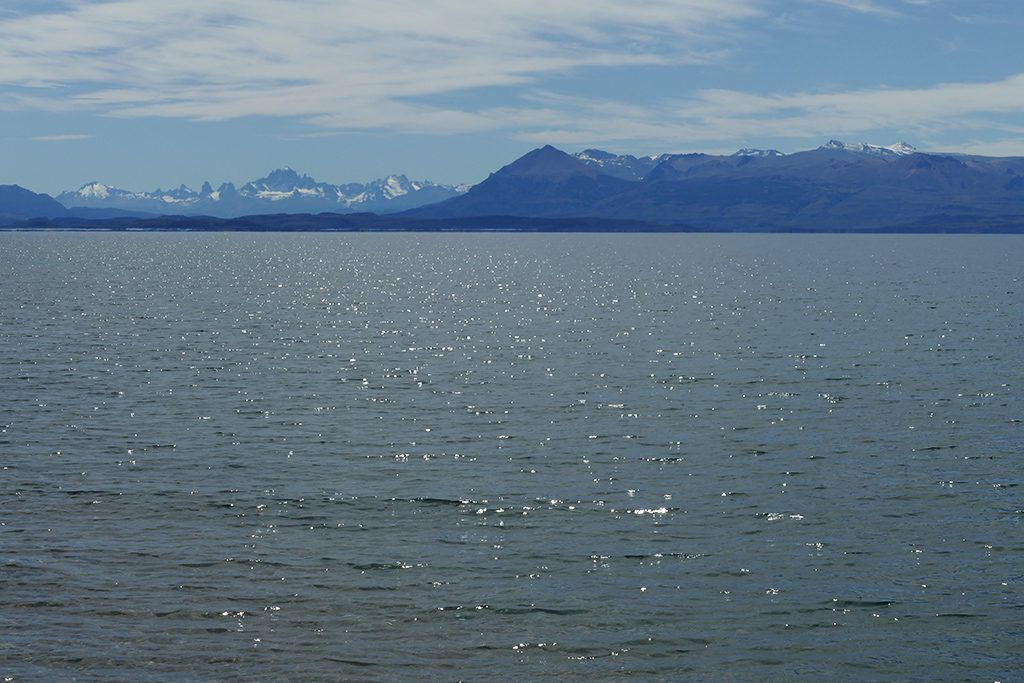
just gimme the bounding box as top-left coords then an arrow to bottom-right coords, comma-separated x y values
940,138 -> 1024,157
687,74 -> 1024,131
0,0 -> 759,127
808,0 -> 900,16
30,133 -> 93,141
505,74 -> 1024,154
2,0 -> 1022,157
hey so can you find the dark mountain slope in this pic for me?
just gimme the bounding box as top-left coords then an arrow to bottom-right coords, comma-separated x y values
408,142 -> 1024,231
0,185 -> 68,223
409,145 -> 633,218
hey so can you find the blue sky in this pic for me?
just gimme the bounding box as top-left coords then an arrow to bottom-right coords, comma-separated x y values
2,0 -> 1023,194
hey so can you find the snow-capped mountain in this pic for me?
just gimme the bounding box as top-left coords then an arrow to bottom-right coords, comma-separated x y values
57,168 -> 465,217
9,138 -> 1024,232
576,147 -> 791,178
239,167 -> 331,202
732,148 -> 785,157
71,182 -> 161,202
573,149 -> 668,181
411,139 -> 1024,232
820,139 -> 917,157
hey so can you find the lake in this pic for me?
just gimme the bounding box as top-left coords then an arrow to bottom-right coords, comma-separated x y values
1,232 -> 1021,681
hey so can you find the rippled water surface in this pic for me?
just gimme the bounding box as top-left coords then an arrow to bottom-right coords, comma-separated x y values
1,233 -> 1022,681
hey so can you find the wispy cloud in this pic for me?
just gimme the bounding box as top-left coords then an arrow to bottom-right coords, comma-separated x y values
0,0 -> 759,127
1,0 -> 1022,156
687,74 -> 1024,133
809,0 -> 900,16
509,74 -> 1024,153
30,133 -> 93,141
940,138 -> 1024,157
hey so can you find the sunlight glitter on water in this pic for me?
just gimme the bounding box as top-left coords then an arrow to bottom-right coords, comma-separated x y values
0,233 -> 1021,681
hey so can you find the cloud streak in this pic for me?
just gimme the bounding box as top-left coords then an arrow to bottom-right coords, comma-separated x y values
1,0 -> 1022,155
507,73 -> 1024,154
0,0 -> 757,123
30,133 -> 93,141
810,0 -> 900,16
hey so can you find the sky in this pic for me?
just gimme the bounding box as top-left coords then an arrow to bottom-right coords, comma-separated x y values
2,0 -> 1024,194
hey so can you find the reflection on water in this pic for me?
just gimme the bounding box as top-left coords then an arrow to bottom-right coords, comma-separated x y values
1,232 -> 1021,680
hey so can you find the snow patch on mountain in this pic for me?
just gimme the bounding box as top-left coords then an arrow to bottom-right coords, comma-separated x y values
821,140 -> 917,157
572,149 -> 661,181
77,182 -> 112,199
63,181 -> 201,205
886,141 -> 918,155
733,148 -> 785,157
383,175 -> 411,199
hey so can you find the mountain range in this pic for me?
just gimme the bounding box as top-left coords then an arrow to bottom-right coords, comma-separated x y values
48,168 -> 466,218
407,140 -> 1024,232
3,140 -> 1024,232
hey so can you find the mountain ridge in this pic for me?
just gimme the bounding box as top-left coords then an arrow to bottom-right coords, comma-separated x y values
404,140 -> 1024,231
0,184 -> 69,222
5,139 -> 1024,232
55,168 -> 466,218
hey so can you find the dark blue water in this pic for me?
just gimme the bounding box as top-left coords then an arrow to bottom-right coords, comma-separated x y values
1,233 -> 1022,681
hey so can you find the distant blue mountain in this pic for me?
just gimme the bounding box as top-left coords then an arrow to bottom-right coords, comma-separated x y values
0,185 -> 68,222
5,141 -> 1024,232
407,141 -> 1024,232
403,145 -> 634,218
54,168 -> 466,218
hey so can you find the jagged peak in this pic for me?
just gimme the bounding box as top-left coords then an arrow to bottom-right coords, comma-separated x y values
44,167 -> 466,216
262,167 -> 305,180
